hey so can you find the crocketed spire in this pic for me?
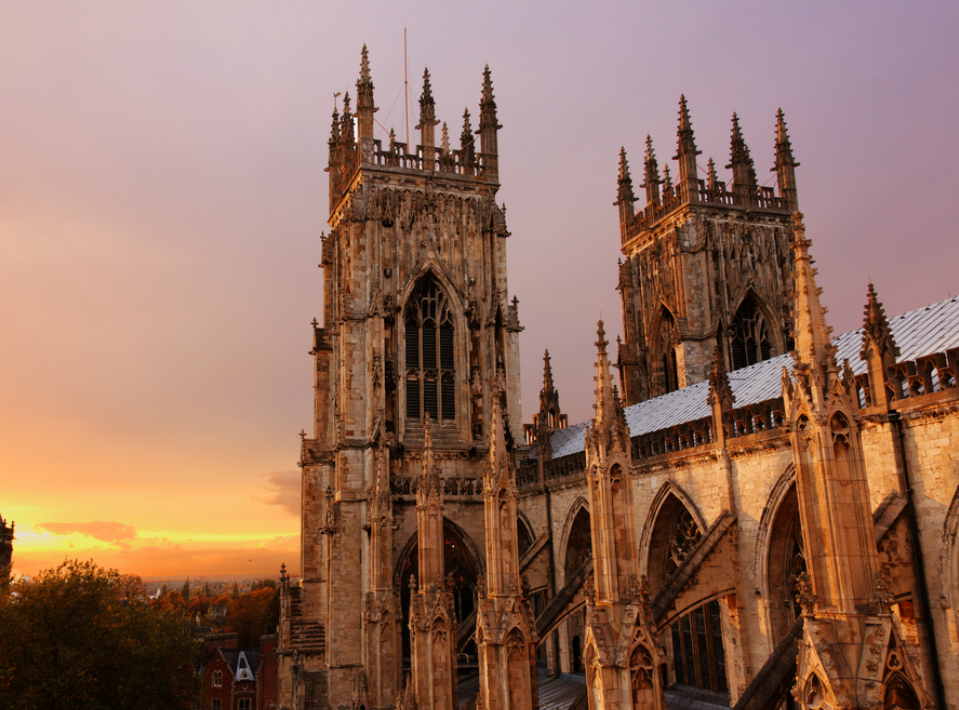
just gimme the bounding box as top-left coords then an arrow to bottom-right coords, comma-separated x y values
861,283 -> 899,361
674,95 -> 701,201
789,213 -> 833,370
726,113 -> 757,205
617,147 -> 636,221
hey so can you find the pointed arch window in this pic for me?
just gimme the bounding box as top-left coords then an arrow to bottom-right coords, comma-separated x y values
659,309 -> 679,394
730,297 -> 773,371
406,277 -> 456,422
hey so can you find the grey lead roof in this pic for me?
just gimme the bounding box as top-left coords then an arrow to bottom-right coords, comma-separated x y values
548,295 -> 959,460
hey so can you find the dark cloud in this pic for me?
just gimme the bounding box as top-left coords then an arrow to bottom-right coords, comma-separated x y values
37,521 -> 139,548
262,470 -> 301,518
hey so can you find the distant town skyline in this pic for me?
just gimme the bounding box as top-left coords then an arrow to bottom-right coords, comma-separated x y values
2,0 -> 957,578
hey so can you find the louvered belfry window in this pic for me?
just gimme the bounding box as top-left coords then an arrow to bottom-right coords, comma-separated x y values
406,278 -> 455,422
730,297 -> 773,371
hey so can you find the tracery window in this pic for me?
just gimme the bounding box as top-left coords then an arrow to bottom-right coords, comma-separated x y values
212,670 -> 222,688
664,508 -> 702,577
669,600 -> 729,695
405,278 -> 455,423
784,508 -> 807,620
730,297 -> 773,370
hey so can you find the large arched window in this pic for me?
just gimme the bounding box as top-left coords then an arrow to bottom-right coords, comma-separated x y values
730,297 -> 773,371
405,277 -> 455,422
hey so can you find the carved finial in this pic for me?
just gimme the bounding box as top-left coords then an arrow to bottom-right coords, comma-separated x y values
441,122 -> 450,154
640,136 -> 661,206
707,348 -> 734,408
460,108 -> 475,164
543,350 -> 555,395
478,65 -> 500,132
299,429 -> 307,439
591,319 -> 627,453
675,95 -> 701,199
329,105 -> 341,147
617,147 -> 636,216
359,44 -> 371,83
706,157 -> 720,199
726,112 -> 757,204
662,164 -> 674,200
416,68 -> 438,130
861,282 -> 899,360
595,320 -> 609,355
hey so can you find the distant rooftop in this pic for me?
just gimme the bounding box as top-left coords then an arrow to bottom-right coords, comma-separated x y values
549,294 -> 959,460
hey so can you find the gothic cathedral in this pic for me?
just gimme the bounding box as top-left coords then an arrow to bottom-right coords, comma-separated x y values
278,47 -> 959,710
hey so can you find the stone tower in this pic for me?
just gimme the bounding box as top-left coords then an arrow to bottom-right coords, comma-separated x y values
280,47 -> 525,710
616,100 -> 800,405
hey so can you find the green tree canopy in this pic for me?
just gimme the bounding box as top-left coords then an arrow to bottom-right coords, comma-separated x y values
0,560 -> 199,710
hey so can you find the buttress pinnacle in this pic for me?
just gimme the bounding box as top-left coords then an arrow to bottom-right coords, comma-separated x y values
641,135 -> 661,206
774,108 -> 800,209
417,68 -> 438,129
478,65 -> 500,131
726,112 -> 757,202
359,44 -> 371,83
789,213 -> 834,370
543,349 -> 555,396
593,320 -> 615,419
861,283 -> 899,360
461,108 -> 476,163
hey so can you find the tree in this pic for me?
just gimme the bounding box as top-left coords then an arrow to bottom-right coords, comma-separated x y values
0,560 -> 198,710
159,582 -> 168,598
231,581 -> 240,599
230,587 -> 276,647
202,581 -> 210,597
181,577 -> 191,602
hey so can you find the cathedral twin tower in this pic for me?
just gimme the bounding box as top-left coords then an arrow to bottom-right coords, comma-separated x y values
279,46 -> 804,710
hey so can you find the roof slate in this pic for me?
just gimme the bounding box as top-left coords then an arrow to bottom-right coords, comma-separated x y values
547,295 -> 959,460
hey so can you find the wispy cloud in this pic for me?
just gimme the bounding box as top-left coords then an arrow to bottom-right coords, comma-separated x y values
36,520 -> 138,548
261,470 -> 300,518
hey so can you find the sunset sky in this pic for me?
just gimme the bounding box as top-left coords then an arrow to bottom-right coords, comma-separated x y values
2,1 -> 957,580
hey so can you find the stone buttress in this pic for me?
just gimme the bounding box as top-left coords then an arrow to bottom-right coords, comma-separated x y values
476,392 -> 539,710
781,214 -> 929,709
582,322 -> 666,710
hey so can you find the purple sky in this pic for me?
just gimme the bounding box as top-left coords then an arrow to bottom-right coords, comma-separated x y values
2,1 -> 957,576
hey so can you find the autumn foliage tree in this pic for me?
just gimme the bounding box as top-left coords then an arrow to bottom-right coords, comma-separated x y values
231,586 -> 277,647
0,560 -> 199,710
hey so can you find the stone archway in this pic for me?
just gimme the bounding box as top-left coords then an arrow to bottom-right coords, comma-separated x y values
562,505 -> 591,674
645,492 -> 703,592
765,483 -> 805,644
396,520 -> 483,663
